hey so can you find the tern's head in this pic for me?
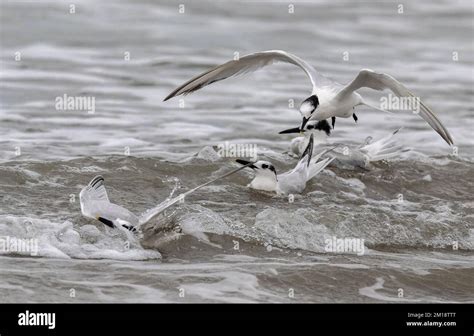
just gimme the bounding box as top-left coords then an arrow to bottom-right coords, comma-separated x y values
279,119 -> 331,137
236,159 -> 276,175
236,159 -> 278,184
236,159 -> 278,192
299,95 -> 319,130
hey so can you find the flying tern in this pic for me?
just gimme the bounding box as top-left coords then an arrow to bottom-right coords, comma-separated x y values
235,134 -> 334,195
164,50 -> 453,146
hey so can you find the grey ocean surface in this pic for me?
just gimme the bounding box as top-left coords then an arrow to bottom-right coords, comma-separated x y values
0,0 -> 473,302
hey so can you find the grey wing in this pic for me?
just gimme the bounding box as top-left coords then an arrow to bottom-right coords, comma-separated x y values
278,170 -> 307,194
137,193 -> 185,226
336,69 -> 453,146
79,176 -> 138,227
164,50 -> 322,101
359,128 -> 400,155
138,163 -> 252,225
80,176 -> 109,217
98,202 -> 139,227
80,176 -> 109,203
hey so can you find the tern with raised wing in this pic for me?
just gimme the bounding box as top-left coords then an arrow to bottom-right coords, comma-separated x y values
164,50 -> 453,146
235,134 -> 334,195
79,165 -> 251,234
280,121 -> 406,168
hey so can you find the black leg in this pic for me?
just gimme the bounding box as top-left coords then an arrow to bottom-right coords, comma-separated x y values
331,117 -> 336,129
352,113 -> 358,123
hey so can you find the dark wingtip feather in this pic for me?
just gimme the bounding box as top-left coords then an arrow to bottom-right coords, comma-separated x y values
443,132 -> 454,146
163,91 -> 178,101
393,127 -> 402,135
301,134 -> 314,167
89,175 -> 104,188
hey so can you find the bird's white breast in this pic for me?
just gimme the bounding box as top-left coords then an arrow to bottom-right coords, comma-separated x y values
249,175 -> 277,192
313,88 -> 361,120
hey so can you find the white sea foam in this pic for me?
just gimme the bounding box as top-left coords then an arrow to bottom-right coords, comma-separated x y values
0,216 -> 161,261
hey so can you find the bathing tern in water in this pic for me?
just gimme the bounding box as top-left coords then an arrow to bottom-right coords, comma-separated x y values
280,121 -> 406,168
79,164 -> 252,233
235,134 -> 334,195
164,50 -> 453,146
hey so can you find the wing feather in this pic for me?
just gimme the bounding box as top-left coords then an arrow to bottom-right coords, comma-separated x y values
164,50 -> 321,101
80,175 -> 109,203
337,69 -> 453,145
138,163 -> 253,225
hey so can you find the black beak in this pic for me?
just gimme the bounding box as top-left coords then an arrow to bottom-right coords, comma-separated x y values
279,127 -> 302,134
236,159 -> 257,169
300,117 -> 310,131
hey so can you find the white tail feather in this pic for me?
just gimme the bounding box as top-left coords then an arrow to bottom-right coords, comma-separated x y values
360,128 -> 404,162
307,156 -> 335,181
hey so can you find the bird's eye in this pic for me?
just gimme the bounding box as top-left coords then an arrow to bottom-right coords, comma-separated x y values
307,125 -> 314,130
261,164 -> 268,169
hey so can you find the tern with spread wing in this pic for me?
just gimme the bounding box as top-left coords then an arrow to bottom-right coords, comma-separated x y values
80,166 -> 250,233
164,50 -> 453,146
280,121 -> 406,168
235,134 -> 334,195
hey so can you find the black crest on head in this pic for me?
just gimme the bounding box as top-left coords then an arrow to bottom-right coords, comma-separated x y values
312,120 -> 331,136
262,163 -> 277,175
